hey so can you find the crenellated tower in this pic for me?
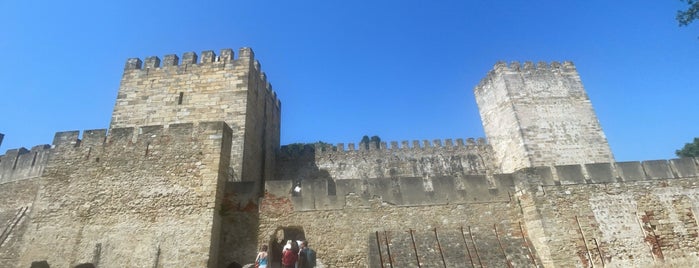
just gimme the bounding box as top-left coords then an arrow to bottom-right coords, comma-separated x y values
474,61 -> 614,173
111,48 -> 280,184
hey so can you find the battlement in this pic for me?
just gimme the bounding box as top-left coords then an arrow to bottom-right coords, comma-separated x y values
124,47 -> 250,70
278,137 -> 488,157
118,47 -> 280,110
260,174 -> 513,211
476,61 -> 581,90
493,60 -> 577,72
515,158 -> 699,186
52,121 -> 230,149
0,144 -> 51,184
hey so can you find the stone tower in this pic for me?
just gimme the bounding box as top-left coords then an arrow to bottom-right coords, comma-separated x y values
111,48 -> 280,183
474,61 -> 614,173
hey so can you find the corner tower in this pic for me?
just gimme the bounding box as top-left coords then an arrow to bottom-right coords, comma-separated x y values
474,61 -> 613,173
110,48 -> 280,183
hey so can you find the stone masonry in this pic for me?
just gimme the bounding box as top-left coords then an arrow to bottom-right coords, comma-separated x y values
1,48 -> 698,268
474,62 -> 614,173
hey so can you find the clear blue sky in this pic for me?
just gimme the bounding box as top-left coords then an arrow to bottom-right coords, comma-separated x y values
0,0 -> 697,162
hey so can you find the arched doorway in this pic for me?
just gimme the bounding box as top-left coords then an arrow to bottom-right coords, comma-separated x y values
269,226 -> 306,267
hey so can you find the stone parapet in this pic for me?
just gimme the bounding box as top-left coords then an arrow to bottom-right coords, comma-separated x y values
515,158 -> 699,187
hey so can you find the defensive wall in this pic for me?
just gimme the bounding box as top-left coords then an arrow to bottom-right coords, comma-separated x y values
218,157 -> 699,267
0,122 -> 234,267
2,49 -> 699,268
275,138 -> 496,182
113,48 -> 280,186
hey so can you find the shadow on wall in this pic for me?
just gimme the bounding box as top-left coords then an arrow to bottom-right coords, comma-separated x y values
275,144 -> 334,193
29,262 -> 96,268
219,181 -> 261,267
30,261 -> 49,268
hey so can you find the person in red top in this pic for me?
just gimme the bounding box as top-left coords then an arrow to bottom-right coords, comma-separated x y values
281,241 -> 298,268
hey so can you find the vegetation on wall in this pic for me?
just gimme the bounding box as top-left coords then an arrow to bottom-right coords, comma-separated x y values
360,135 -> 381,149
676,137 -> 699,157
677,0 -> 699,26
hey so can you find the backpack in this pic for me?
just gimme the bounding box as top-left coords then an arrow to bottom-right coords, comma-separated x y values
299,248 -> 316,268
306,248 -> 316,267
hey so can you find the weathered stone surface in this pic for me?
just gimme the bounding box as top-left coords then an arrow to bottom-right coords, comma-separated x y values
474,61 -> 614,173
2,49 -> 699,268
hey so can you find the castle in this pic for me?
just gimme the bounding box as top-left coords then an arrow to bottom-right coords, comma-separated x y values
1,47 -> 698,268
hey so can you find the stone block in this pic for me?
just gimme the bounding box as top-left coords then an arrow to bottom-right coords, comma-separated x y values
616,161 -> 646,181
365,178 -> 401,205
265,180 -> 292,196
52,131 -> 80,147
82,129 -> 107,146
642,160 -> 674,180
584,163 -> 616,183
555,164 -> 586,185
431,176 -> 457,203
461,175 -> 492,202
398,177 -> 428,205
670,158 -> 699,178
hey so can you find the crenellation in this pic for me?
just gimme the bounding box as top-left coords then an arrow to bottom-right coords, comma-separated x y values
510,61 -> 520,71
412,140 -> 420,149
201,50 -> 216,63
121,48 -> 264,71
52,130 -> 80,147
253,60 -> 261,71
523,61 -> 534,70
144,56 -> 160,68
562,60 -> 576,72
0,144 -> 51,183
219,48 -> 233,62
124,58 -> 142,70
81,129 -> 107,146
550,61 -> 562,69
162,54 -> 179,66
182,51 -> 197,65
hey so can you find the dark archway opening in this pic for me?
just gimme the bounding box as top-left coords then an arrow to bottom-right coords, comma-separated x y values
269,226 -> 306,267
30,261 -> 50,268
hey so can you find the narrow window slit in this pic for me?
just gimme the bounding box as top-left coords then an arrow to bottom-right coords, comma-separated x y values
31,152 -> 38,166
12,153 -> 20,170
145,143 -> 150,157
178,92 -> 184,105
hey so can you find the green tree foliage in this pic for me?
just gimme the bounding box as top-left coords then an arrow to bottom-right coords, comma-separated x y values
676,137 -> 699,157
360,135 -> 381,149
677,0 -> 699,26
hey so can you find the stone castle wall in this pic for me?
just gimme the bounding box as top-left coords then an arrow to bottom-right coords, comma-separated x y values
4,122 -> 232,268
0,145 -> 50,184
232,174 -> 535,268
515,158 -> 699,267
275,138 -> 496,183
229,157 -> 699,267
475,61 -> 614,173
111,48 -> 280,183
3,47 -> 699,268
